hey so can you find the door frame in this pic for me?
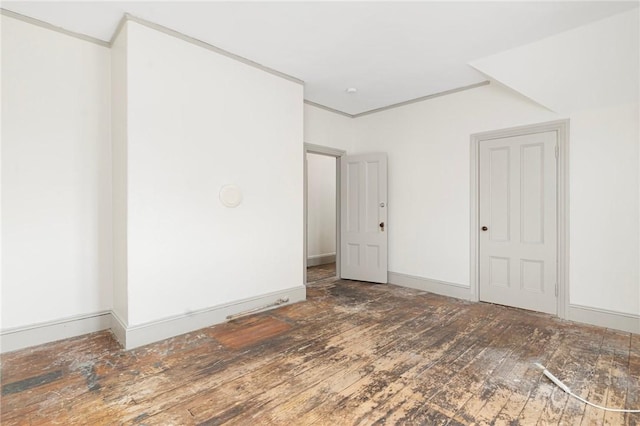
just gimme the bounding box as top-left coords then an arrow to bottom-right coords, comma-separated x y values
470,120 -> 570,318
304,143 -> 346,284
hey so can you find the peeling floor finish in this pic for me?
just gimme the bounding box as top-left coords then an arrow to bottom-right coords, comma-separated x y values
306,262 -> 337,283
1,270 -> 639,425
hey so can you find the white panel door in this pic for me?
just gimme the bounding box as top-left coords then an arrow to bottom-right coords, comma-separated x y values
340,153 -> 388,283
479,131 -> 557,314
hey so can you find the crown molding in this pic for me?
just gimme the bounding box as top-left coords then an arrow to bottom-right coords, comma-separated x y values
2,8 -> 303,86
1,8 -> 110,47
303,100 -> 353,118
110,13 -> 128,45
305,81 -> 490,119
352,81 -> 490,118
4,8 -> 489,118
122,14 -> 304,86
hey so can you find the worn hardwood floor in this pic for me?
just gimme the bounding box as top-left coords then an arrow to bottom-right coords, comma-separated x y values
1,269 -> 639,425
307,262 -> 337,283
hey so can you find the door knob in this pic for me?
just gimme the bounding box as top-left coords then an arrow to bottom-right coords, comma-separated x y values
380,222 -> 385,231
481,226 -> 488,231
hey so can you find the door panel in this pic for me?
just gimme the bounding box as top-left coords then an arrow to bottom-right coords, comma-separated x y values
489,147 -> 510,241
340,153 -> 388,283
479,131 -> 557,314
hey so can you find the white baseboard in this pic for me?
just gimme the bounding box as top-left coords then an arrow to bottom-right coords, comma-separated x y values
1,311 -> 112,353
110,311 -> 127,348
1,286 -> 306,353
5,286 -> 635,354
389,271 -> 639,334
568,304 -> 640,334
114,286 -> 306,350
388,271 -> 472,300
307,253 -> 336,267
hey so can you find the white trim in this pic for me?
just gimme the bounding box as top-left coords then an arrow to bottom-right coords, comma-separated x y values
568,304 -> 640,334
388,272 -> 473,301
110,14 -> 128,45
1,311 -> 112,353
1,287 -> 305,353
110,311 -> 128,348
305,143 -> 347,158
470,119 -> 570,318
557,122 -> 570,320
304,100 -> 353,118
470,139 -> 480,302
352,81 -> 490,118
123,14 -> 303,85
115,286 -> 306,350
389,271 -> 638,335
2,289 -> 635,354
305,82 -> 490,119
1,8 -> 110,47
1,9 -> 303,85
2,8 -> 490,119
307,253 -> 337,267
304,144 -> 346,284
335,156 -> 343,280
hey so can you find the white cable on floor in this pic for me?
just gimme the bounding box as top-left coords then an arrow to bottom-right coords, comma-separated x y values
533,363 -> 640,413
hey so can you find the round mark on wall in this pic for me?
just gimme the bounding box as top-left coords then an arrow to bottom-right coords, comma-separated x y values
219,184 -> 243,208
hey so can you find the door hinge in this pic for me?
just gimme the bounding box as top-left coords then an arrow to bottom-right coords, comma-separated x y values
555,145 -> 559,158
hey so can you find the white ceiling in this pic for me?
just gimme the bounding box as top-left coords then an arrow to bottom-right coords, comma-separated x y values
3,1 -> 638,115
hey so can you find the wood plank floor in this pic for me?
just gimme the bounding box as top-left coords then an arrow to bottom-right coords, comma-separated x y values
2,271 -> 639,425
306,262 -> 336,283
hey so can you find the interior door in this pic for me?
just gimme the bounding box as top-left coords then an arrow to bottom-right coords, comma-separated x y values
479,131 -> 557,314
340,153 -> 388,283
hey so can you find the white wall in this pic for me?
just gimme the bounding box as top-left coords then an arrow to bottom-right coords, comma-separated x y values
2,6 -> 635,343
124,22 -> 304,326
345,8 -> 640,320
469,9 -> 640,317
470,9 -> 639,115
307,153 -> 336,261
304,103 -> 354,152
350,82 -> 639,318
1,16 -> 112,328
352,84 -> 559,287
569,101 -> 639,313
111,23 -> 128,324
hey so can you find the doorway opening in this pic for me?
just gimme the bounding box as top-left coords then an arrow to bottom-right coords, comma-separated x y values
304,144 -> 345,284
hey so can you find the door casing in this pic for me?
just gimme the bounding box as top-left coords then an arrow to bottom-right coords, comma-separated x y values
470,120 -> 570,319
304,143 -> 346,284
